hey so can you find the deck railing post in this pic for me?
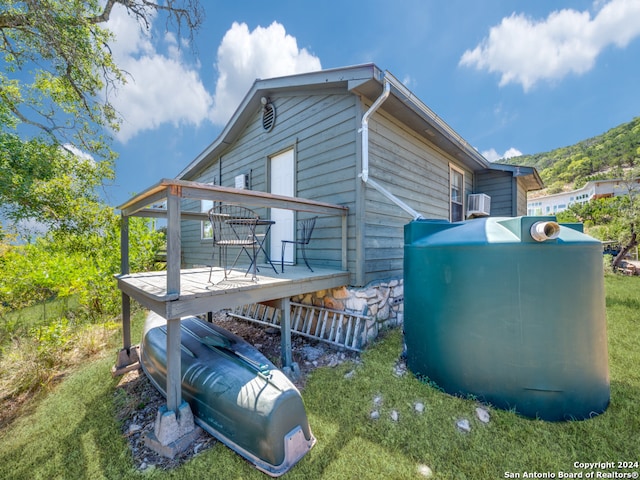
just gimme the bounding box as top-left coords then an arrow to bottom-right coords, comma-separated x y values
120,214 -> 130,350
166,186 -> 182,296
120,213 -> 130,275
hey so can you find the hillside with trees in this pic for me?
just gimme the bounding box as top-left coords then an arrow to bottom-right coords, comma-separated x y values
503,116 -> 640,268
503,116 -> 640,195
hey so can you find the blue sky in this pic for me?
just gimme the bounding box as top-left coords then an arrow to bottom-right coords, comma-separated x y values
103,0 -> 640,207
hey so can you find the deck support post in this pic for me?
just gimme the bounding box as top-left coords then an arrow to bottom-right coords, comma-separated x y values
112,293 -> 140,375
277,297 -> 299,379
113,214 -> 140,375
121,292 -> 131,349
142,315 -> 201,459
166,317 -> 182,412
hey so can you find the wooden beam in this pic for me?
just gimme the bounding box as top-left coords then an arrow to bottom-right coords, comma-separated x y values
120,187 -> 170,218
122,293 -> 131,350
116,277 -> 176,316
166,189 -> 181,296
130,209 -> 208,221
164,271 -> 349,319
118,179 -> 171,212
120,214 -> 132,352
180,183 -> 347,216
119,179 -> 348,218
279,297 -> 292,368
120,214 -> 129,275
341,214 -> 348,270
165,317 -> 182,412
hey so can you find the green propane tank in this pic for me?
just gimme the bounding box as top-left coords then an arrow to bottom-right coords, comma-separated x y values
403,216 -> 609,421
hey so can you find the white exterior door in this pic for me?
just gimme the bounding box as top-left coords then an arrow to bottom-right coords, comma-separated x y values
270,149 -> 295,264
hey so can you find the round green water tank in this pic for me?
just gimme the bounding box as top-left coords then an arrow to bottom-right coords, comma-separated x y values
403,216 -> 609,421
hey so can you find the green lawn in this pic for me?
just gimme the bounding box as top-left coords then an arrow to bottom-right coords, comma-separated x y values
1,275 -> 638,479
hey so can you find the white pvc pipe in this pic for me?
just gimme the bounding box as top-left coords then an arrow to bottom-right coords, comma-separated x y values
530,221 -> 561,242
359,78 -> 424,220
361,80 -> 390,183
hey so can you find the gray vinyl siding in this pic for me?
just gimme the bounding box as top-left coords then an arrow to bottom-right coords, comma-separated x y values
177,86 -> 524,287
475,170 -> 516,217
180,91 -> 359,275
363,110 -> 474,283
516,177 -> 528,216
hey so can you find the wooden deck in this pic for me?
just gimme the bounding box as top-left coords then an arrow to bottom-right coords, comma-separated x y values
115,179 -> 350,414
117,265 -> 350,320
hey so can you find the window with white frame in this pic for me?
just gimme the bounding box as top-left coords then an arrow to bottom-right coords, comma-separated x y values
201,199 -> 213,239
450,165 -> 464,222
201,181 -> 216,239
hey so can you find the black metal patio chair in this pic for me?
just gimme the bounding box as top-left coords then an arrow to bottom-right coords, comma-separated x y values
281,216 -> 317,273
208,204 -> 260,283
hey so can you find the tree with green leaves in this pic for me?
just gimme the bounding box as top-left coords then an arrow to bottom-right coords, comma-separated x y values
609,170 -> 640,268
0,0 -> 203,232
557,168 -> 640,270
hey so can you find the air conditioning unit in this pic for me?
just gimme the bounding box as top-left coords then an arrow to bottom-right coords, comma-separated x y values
235,173 -> 249,190
467,193 -> 491,218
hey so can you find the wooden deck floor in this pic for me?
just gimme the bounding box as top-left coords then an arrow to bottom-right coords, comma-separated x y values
117,265 -> 350,320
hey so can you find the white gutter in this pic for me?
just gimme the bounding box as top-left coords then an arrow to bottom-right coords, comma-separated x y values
359,78 -> 424,220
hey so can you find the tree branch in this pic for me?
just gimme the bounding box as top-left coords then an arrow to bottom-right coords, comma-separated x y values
85,0 -> 120,24
0,13 -> 32,29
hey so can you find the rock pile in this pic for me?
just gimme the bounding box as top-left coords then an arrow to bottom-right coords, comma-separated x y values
291,278 -> 404,346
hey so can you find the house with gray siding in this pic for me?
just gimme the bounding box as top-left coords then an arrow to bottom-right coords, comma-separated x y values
176,64 -> 542,290
113,64 -> 544,434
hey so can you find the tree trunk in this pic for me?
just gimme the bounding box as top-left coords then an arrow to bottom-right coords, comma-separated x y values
613,231 -> 638,269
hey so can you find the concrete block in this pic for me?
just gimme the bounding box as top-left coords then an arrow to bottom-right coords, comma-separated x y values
111,345 -> 140,376
282,362 -> 301,381
154,402 -> 196,445
143,427 -> 202,459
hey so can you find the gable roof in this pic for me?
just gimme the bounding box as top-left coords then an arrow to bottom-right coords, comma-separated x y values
488,163 -> 544,191
177,63 -> 542,190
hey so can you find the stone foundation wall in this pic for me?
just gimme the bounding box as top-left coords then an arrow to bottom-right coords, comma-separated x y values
290,278 -> 404,346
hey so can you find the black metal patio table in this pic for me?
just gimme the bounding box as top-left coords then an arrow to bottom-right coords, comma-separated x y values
248,219 -> 278,274
227,217 -> 278,275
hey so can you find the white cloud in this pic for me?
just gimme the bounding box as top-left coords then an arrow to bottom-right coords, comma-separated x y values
62,143 -> 95,162
482,147 -> 523,162
503,147 -> 523,159
210,22 -> 322,125
107,9 -> 213,143
105,16 -> 322,141
459,0 -> 640,91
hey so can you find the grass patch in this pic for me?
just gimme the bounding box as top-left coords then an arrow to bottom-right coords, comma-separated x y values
0,295 -> 81,347
0,308 -> 145,428
1,276 -> 639,479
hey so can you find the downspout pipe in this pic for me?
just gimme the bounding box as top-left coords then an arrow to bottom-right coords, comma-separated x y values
359,78 -> 424,220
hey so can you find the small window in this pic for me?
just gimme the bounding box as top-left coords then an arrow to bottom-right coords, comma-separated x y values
201,180 -> 216,239
201,199 -> 213,239
450,165 -> 464,222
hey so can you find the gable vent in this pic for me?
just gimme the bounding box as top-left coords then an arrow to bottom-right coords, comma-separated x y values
262,102 -> 276,132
